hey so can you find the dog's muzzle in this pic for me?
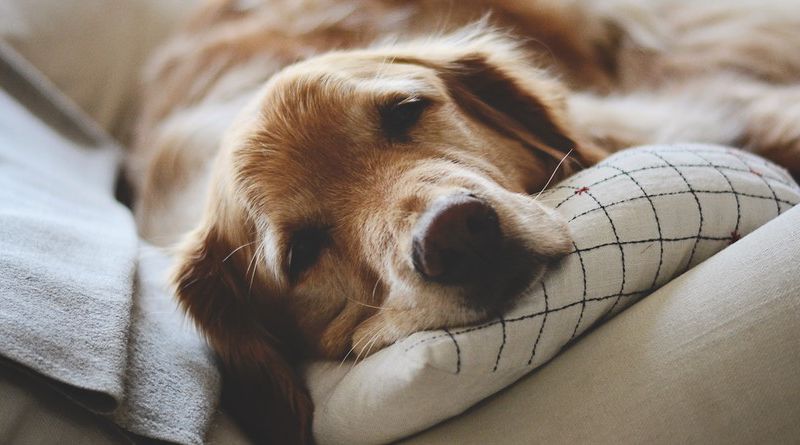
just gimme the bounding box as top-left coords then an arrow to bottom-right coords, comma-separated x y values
412,192 -> 539,309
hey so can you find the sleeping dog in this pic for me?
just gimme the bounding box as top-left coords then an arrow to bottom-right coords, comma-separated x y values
127,0 -> 800,442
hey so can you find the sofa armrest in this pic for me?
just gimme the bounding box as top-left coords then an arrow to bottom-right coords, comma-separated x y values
1,0 -> 192,137
402,205 -> 800,444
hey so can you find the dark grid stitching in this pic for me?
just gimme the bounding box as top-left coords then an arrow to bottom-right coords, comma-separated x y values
606,165 -> 665,289
549,162 -> 795,210
511,291 -> 647,323
564,190 -> 795,224
583,189 -> 628,317
601,147 -> 791,175
404,226 -> 759,350
649,152 -> 704,273
527,281 -> 549,366
568,241 -> 588,341
691,152 -> 742,236
573,234 -> 732,254
729,150 -> 782,217
405,289 -> 651,352
492,316 -> 507,372
402,148 -> 800,365
553,159 -> 795,193
444,328 -> 461,374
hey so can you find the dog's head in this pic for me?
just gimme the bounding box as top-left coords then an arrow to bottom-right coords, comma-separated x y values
172,30 -> 603,443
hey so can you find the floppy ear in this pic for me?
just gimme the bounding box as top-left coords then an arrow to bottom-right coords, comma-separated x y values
172,214 -> 313,445
438,50 -> 605,177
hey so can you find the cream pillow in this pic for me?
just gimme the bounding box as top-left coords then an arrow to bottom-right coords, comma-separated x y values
306,144 -> 800,445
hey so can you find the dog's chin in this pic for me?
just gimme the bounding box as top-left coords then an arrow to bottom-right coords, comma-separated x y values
348,250 -> 548,359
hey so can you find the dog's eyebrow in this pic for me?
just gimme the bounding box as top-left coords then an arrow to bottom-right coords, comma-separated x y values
358,77 -> 433,99
254,216 -> 287,285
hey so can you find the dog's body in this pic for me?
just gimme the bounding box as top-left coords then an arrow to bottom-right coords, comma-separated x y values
128,0 -> 800,442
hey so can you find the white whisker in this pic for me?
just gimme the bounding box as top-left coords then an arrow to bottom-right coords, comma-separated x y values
534,148 -> 573,202
353,326 -> 385,367
338,324 -> 379,369
223,240 -> 257,262
346,297 -> 384,310
360,329 -> 385,363
247,243 -> 264,296
370,278 -> 381,303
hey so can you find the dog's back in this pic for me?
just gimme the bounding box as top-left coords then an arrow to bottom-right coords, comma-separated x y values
129,0 -> 800,245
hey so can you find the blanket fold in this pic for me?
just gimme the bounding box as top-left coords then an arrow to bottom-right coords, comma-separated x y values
0,86 -> 135,414
0,42 -> 220,445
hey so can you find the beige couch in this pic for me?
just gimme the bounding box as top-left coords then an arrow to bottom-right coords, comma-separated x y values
402,205 -> 800,444
2,1 -> 798,444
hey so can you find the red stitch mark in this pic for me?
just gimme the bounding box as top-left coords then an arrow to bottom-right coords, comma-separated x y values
749,168 -> 762,177
575,186 -> 590,195
730,231 -> 741,244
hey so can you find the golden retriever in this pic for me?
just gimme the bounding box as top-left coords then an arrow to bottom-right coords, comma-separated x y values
127,0 -> 800,442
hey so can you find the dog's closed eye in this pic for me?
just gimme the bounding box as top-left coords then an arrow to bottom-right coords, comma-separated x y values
288,227 -> 329,283
380,96 -> 431,142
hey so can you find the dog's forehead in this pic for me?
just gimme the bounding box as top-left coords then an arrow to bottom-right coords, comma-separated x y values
263,55 -> 440,112
243,58 -> 439,157
234,61 -> 437,223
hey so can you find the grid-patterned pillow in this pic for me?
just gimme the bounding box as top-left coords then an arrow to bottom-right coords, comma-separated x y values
307,144 -> 800,445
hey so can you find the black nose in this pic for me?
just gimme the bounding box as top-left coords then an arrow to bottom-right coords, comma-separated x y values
412,194 -> 502,284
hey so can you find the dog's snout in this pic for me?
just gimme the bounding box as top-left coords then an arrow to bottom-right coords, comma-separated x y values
412,194 -> 502,284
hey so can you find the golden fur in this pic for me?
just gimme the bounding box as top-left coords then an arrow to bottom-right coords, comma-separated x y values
128,1 -> 800,443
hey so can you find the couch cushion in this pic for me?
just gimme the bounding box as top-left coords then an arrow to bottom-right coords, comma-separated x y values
401,201 -> 800,445
307,144 -> 800,445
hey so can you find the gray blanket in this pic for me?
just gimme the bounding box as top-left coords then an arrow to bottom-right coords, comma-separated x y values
0,42 -> 219,444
